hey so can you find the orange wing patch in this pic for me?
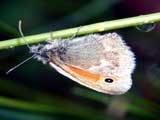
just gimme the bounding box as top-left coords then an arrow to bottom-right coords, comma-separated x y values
65,64 -> 105,82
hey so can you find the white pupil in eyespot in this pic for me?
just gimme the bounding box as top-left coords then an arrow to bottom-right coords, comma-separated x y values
105,78 -> 113,83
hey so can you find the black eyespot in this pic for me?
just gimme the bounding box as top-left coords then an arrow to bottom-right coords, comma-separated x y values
105,78 -> 113,83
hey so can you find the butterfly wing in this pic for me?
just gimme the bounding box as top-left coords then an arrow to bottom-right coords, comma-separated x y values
49,33 -> 136,94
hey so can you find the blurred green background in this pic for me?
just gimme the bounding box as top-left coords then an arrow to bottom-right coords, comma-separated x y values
0,0 -> 160,120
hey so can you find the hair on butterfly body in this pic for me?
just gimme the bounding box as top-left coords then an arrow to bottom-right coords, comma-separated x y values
7,21 -> 136,95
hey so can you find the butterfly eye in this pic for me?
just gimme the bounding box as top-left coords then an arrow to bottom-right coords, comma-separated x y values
104,78 -> 113,83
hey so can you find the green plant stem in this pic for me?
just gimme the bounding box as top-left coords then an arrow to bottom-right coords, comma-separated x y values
0,12 -> 160,50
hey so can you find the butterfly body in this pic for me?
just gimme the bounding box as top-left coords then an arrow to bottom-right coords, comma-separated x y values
31,33 -> 136,95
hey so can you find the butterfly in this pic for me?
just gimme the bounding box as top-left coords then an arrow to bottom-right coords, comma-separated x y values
29,33 -> 136,95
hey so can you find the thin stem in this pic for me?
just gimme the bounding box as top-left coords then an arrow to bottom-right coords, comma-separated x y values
0,12 -> 160,50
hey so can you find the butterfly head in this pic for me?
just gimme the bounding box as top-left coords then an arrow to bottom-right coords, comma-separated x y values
30,44 -> 52,64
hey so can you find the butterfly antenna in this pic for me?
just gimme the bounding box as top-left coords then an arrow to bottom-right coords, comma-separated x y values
6,54 -> 36,74
18,20 -> 31,50
6,20 -> 35,74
